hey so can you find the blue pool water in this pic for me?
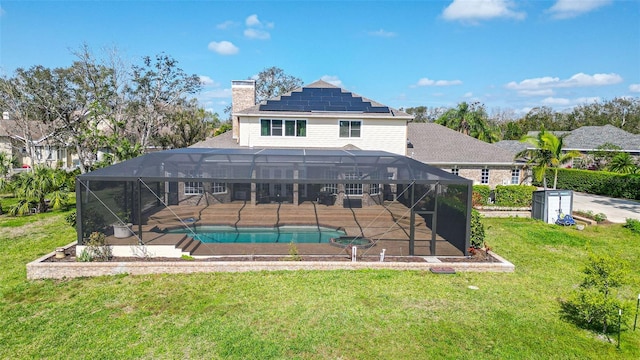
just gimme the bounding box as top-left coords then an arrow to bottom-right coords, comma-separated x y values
168,225 -> 346,244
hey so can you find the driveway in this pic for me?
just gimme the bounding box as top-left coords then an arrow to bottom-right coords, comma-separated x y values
572,192 -> 640,223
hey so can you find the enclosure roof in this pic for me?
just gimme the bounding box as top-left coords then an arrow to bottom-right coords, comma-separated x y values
78,148 -> 470,184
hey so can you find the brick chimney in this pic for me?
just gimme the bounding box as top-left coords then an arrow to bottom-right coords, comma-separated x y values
231,80 -> 256,140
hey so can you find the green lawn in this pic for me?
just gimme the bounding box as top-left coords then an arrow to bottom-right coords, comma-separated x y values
0,212 -> 639,359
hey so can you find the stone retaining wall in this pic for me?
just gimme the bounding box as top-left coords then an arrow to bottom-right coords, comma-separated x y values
26,244 -> 515,280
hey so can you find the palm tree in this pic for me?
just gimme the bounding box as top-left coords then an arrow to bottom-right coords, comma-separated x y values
436,102 -> 499,143
7,166 -> 70,215
517,129 -> 581,189
606,152 -> 638,174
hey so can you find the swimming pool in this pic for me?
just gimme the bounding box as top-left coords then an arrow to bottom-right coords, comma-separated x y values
168,225 -> 346,244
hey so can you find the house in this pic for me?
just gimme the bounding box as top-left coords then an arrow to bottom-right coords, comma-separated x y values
0,112 -> 74,170
74,80 -> 477,258
407,122 -> 527,187
195,80 -> 527,189
227,80 -> 412,155
494,125 -> 640,168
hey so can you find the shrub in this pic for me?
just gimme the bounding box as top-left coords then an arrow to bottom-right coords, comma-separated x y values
469,209 -> 485,249
559,253 -> 630,334
623,218 -> 640,234
472,185 -> 491,206
534,168 -> 640,200
283,241 -> 302,261
65,210 -> 76,228
79,231 -> 112,262
494,185 -> 537,207
593,213 -> 607,223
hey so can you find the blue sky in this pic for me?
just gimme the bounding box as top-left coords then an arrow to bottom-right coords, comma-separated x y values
1,0 -> 639,117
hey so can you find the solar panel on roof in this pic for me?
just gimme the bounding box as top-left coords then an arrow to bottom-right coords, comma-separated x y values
258,86 -> 390,113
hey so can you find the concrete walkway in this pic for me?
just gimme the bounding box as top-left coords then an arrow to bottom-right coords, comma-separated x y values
572,192 -> 640,223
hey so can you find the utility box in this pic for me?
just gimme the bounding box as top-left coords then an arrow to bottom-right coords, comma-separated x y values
531,190 -> 573,224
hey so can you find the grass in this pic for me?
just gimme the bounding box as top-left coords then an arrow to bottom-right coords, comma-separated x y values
0,212 -> 639,359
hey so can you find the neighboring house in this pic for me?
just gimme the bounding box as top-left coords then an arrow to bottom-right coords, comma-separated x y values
495,125 -> 640,168
226,80 -> 412,155
0,112 -> 74,170
407,123 -> 528,188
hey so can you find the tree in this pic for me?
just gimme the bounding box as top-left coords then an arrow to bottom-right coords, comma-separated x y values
127,53 -> 202,150
6,166 -> 70,215
0,46 -> 121,173
560,253 -> 630,335
403,106 -> 447,123
253,66 -> 303,103
502,121 -> 524,140
155,101 -> 219,149
606,152 -> 638,174
0,66 -> 61,168
436,102 -> 499,143
517,129 -> 581,189
214,122 -> 232,136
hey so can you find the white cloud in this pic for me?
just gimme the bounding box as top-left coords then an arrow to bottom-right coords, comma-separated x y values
244,14 -> 273,39
542,97 -> 571,106
0,6 -> 5,16
216,20 -> 236,30
199,75 -> 219,87
542,96 -> 600,108
368,29 -> 397,38
442,0 -> 525,22
463,92 -> 474,98
246,14 -> 261,27
629,84 -> 640,92
207,41 -> 239,55
548,0 -> 612,19
517,89 -> 555,97
244,28 -> 270,40
321,75 -> 343,87
414,77 -> 463,87
575,96 -> 601,105
506,72 -> 623,91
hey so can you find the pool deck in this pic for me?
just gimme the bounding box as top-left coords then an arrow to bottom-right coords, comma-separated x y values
103,201 -> 463,257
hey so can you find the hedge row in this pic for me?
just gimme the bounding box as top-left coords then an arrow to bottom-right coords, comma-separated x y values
472,185 -> 491,206
494,185 -> 537,207
472,184 -> 536,208
534,168 -> 640,200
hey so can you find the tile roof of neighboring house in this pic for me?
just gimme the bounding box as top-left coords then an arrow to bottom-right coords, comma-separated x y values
493,140 -> 529,156
0,119 -> 53,142
235,80 -> 412,119
527,125 -> 640,152
407,123 -> 518,166
191,131 -> 240,148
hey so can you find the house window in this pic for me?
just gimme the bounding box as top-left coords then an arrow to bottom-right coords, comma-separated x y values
511,169 -> 520,185
57,148 -> 67,162
211,183 -> 226,194
322,170 -> 338,194
185,170 -> 203,195
345,172 -> 363,196
261,119 -> 306,137
451,168 -> 459,176
369,183 -> 380,195
481,169 -> 490,184
339,120 -> 361,138
210,168 -> 227,194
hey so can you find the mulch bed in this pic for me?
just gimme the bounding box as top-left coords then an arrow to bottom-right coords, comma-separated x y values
45,245 -> 498,263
